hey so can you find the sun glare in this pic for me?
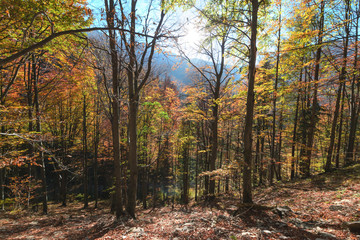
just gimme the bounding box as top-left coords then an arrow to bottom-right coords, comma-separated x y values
181,23 -> 204,50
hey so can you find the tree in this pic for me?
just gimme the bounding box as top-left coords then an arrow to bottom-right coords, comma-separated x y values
178,1 -> 237,201
242,0 -> 261,204
116,0 -> 166,218
103,0 -> 124,218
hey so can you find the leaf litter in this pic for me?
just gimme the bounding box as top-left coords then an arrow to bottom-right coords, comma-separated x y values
1,165 -> 360,240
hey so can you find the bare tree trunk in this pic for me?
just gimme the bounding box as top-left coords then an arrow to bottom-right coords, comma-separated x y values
105,0 -> 123,218
270,1 -> 282,185
60,102 -> 67,207
82,95 -> 88,209
336,85 -> 346,168
225,125 -> 231,192
218,142 -> 223,194
276,110 -> 283,181
254,119 -> 261,186
152,126 -> 162,209
32,56 -> 47,214
39,149 -> 47,214
94,99 -> 100,208
141,130 -> 148,209
325,83 -> 344,171
209,100 -> 219,201
60,170 -> 67,207
125,0 -> 138,218
26,59 -> 33,210
291,69 -> 302,179
195,141 -> 199,201
127,98 -> 138,218
202,120 -> 210,198
181,139 -> 189,205
242,0 -> 259,204
259,124 -> 265,185
345,0 -> 359,166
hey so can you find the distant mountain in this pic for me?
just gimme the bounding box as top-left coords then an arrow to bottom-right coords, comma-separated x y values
152,53 -> 240,87
153,53 -> 197,86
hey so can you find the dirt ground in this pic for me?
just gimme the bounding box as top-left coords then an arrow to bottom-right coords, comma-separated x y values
1,165 -> 360,240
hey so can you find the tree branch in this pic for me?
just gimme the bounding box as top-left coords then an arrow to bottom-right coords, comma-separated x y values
0,27 -> 168,66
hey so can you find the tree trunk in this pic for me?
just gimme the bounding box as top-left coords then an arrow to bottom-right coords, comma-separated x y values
26,59 -> 33,209
94,99 -> 100,208
60,170 -> 67,206
195,141 -> 199,201
181,140 -> 189,205
218,142 -> 223,194
242,0 -> 259,204
336,85 -> 346,168
40,150 -> 47,214
208,100 -> 219,201
345,87 -> 360,166
291,69 -> 302,179
270,1 -> 282,185
259,124 -> 265,185
127,98 -> 138,218
105,0 -> 123,218
141,130 -> 148,209
27,60 -> 33,132
152,127 -> 162,209
303,0 -> 325,177
254,119 -> 261,186
225,125 -> 231,192
82,95 -> 88,209
326,0 -> 349,171
345,0 -> 359,166
201,120 -> 210,198
276,110 -> 283,181
325,83 -> 343,171
126,0 -> 138,218
33,57 -> 47,215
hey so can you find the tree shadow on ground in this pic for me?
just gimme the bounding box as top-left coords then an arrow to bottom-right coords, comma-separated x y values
234,206 -> 338,240
310,163 -> 360,191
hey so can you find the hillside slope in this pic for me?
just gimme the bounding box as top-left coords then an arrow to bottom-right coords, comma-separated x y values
1,164 -> 359,240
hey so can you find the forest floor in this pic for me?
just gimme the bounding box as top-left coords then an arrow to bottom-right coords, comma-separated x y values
1,164 -> 360,240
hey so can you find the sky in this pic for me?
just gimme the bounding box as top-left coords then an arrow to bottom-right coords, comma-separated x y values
86,0 -> 206,59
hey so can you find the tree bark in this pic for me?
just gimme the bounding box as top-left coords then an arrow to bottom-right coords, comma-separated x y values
345,0 -> 359,166
94,99 -> 100,208
181,134 -> 189,205
291,69 -> 302,180
105,0 -> 123,218
82,95 -> 88,209
325,83 -> 343,171
242,0 -> 259,204
336,85 -> 346,168
32,56 -> 47,214
209,96 -> 219,201
276,110 -> 283,181
195,141 -> 199,201
127,97 -> 138,218
60,170 -> 67,207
